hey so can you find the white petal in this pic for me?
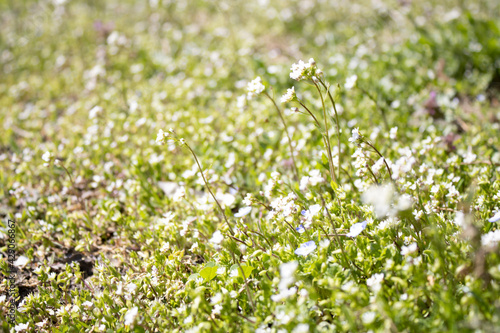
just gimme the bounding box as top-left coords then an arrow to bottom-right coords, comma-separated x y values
346,221 -> 368,237
234,206 -> 252,218
488,211 -> 500,223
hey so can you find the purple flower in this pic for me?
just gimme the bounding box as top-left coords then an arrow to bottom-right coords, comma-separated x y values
294,241 -> 317,256
234,206 -> 252,218
346,221 -> 368,238
296,224 -> 305,233
489,211 -> 500,223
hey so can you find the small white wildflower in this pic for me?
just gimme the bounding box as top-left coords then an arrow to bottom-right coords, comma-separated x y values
361,311 -> 376,324
294,241 -> 317,256
125,282 -> 137,294
247,77 -> 265,98
209,230 -> 224,245
390,126 -> 398,139
13,256 -> 29,267
14,323 -> 29,332
242,193 -> 253,206
280,86 -> 296,103
290,58 -> 318,81
89,105 -> 102,119
366,273 -> 384,293
292,324 -> 310,333
156,129 -> 167,145
82,301 -> 93,309
42,151 -> 52,162
234,206 -> 252,218
481,229 -> 500,249
346,221 -> 367,238
348,127 -> 361,144
344,75 -> 358,90
212,304 -> 223,315
488,211 -> 500,223
211,293 -> 223,305
124,306 -> 138,326
401,242 -> 418,256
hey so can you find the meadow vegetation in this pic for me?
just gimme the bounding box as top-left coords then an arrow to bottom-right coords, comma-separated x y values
1,0 -> 500,332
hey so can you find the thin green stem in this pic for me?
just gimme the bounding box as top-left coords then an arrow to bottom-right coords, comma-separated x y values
230,251 -> 255,311
312,80 -> 337,185
184,143 -> 235,235
366,163 -> 380,185
364,141 -> 393,180
297,100 -> 322,129
297,100 -> 337,183
319,78 -> 342,181
264,91 -> 299,182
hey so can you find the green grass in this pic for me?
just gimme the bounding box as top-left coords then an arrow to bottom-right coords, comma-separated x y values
1,0 -> 500,332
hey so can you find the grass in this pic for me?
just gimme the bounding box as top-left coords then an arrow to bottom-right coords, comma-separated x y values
1,0 -> 500,332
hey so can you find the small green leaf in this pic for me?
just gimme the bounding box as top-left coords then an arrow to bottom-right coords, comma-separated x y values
230,264 -> 254,278
200,266 -> 218,281
321,152 -> 329,165
188,273 -> 201,281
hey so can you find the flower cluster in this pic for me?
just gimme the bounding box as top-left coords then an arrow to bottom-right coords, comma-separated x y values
289,58 -> 320,81
247,77 -> 265,98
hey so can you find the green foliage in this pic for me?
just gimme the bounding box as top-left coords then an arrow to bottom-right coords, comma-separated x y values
1,0 -> 500,332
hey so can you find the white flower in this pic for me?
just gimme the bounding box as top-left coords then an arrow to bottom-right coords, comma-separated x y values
361,311 -> 376,324
292,324 -> 310,333
488,211 -> 500,223
13,255 -> 29,267
401,242 -> 418,256
212,304 -> 223,315
362,184 -> 395,218
124,306 -> 138,326
234,206 -> 252,217
278,261 -> 298,290
346,221 -> 367,237
247,77 -> 265,98
82,301 -> 93,309
294,241 -> 317,256
125,282 -> 137,294
454,211 -> 465,227
242,193 -> 253,206
209,230 -> 224,245
156,129 -> 167,145
290,58 -> 317,81
280,86 -> 296,103
390,126 -> 398,140
211,293 -> 223,304
42,151 -> 52,162
366,273 -> 384,293
344,75 -> 358,90
308,170 -> 324,186
481,229 -> 500,249
14,323 -> 29,332
348,127 -> 361,144
89,105 -> 102,119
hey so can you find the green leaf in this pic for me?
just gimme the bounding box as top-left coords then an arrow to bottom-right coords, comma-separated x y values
230,264 -> 254,278
199,266 -> 218,282
321,152 -> 329,165
188,273 -> 201,281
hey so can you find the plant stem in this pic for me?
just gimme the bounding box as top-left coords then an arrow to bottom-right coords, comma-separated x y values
184,143 -> 235,235
297,100 -> 337,184
312,80 -> 337,185
318,78 -> 342,181
264,91 -> 299,182
364,141 -> 393,180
